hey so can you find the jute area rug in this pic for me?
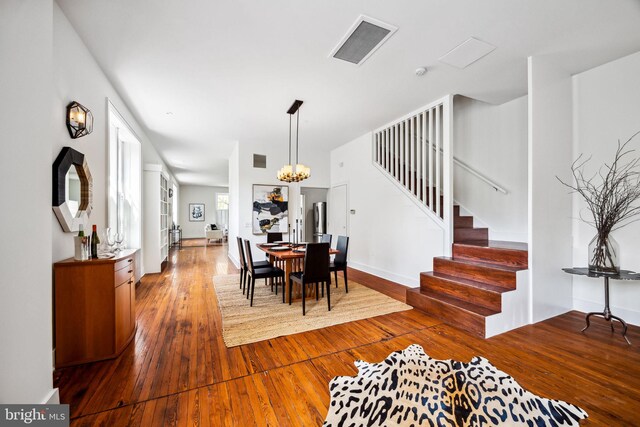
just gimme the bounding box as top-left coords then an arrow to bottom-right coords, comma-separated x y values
213,274 -> 412,347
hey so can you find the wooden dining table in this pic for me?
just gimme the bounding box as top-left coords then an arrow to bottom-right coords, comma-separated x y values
257,243 -> 339,303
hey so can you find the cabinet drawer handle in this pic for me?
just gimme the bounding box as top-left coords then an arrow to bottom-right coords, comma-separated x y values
128,270 -> 133,273
129,280 -> 133,284
127,259 -> 133,263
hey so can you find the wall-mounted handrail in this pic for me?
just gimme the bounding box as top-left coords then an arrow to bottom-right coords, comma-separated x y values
454,157 -> 508,194
422,139 -> 508,194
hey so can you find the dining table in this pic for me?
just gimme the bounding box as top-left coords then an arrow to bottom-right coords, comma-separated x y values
257,242 -> 339,303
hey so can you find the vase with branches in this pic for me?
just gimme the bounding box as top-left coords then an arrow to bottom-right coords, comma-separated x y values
558,131 -> 640,274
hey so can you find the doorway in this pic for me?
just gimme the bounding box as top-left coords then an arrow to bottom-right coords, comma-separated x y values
299,187 -> 328,242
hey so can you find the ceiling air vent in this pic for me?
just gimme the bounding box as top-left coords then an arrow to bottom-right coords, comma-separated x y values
330,15 -> 397,65
253,154 -> 266,169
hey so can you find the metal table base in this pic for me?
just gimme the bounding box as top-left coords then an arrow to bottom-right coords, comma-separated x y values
581,276 -> 630,345
563,268 -> 639,346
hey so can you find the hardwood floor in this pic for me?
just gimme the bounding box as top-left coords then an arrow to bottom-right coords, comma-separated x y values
54,244 -> 640,426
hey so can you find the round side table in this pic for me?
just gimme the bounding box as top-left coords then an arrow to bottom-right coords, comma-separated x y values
563,268 -> 640,345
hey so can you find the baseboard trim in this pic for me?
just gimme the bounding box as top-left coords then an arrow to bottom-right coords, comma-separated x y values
573,298 -> 640,327
348,261 -> 416,287
228,252 -> 240,269
347,267 -> 409,302
42,388 -> 60,404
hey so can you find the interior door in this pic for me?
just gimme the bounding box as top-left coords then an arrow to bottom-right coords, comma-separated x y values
329,184 -> 348,236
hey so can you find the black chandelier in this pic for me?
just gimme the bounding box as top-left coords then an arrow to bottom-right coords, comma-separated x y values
277,100 -> 310,182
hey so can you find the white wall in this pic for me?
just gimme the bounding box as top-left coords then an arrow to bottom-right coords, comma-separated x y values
228,139 -> 330,266
528,55 -> 574,323
454,96 -> 528,242
180,185 -> 228,239
52,4 -> 176,265
228,144 -> 241,266
572,51 -> 640,325
330,133 -> 445,287
0,0 -> 55,404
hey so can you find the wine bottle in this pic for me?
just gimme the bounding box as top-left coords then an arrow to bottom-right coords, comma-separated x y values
91,224 -> 100,259
78,224 -> 85,237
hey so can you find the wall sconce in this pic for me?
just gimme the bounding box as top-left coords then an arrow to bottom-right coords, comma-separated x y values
66,101 -> 94,139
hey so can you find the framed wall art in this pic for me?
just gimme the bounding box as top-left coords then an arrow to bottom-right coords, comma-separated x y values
189,203 -> 205,222
252,185 -> 288,234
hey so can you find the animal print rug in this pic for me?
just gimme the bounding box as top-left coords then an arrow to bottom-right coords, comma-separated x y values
323,344 -> 587,426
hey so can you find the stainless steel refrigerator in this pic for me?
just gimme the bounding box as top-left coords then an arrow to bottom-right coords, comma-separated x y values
312,202 -> 327,242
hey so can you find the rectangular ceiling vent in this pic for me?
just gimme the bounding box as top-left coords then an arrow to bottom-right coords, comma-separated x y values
330,15 -> 397,66
253,154 -> 266,168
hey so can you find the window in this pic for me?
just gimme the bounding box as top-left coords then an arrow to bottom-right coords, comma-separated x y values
172,183 -> 178,224
107,100 -> 142,249
217,193 -> 229,210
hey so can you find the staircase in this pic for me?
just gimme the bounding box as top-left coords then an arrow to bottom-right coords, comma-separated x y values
373,95 -> 529,338
452,205 -> 487,241
406,205 -> 528,337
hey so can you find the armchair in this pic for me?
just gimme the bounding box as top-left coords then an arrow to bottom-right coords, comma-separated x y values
205,224 -> 224,243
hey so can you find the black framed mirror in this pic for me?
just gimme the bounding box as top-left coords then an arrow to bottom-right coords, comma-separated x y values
52,147 -> 93,232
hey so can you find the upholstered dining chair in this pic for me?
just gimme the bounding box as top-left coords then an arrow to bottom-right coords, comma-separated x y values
329,236 -> 349,293
320,233 -> 332,246
237,236 -> 270,295
267,232 -> 283,243
244,239 -> 285,306
265,232 -> 284,262
289,243 -> 331,315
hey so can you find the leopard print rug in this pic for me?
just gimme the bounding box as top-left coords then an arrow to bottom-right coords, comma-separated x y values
324,344 -> 587,426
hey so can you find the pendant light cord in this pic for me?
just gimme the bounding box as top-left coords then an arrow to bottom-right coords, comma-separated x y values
288,114 -> 292,165
295,109 -> 300,165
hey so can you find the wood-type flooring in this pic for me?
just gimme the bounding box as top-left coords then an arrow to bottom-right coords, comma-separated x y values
54,244 -> 640,426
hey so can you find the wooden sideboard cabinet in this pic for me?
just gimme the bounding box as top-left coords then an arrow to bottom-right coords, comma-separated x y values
54,249 -> 139,368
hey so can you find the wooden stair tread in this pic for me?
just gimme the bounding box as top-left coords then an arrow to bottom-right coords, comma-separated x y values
452,240 -> 528,268
420,272 -> 509,294
454,240 -> 528,252
437,256 -> 522,272
407,287 -> 499,317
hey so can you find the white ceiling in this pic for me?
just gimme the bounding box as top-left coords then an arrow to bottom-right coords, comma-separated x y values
56,0 -> 640,187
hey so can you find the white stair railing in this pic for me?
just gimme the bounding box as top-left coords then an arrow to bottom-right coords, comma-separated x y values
372,95 -> 453,254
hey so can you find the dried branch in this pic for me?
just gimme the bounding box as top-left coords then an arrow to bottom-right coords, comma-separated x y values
557,131 -> 640,270
557,131 -> 640,235
556,132 -> 640,272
